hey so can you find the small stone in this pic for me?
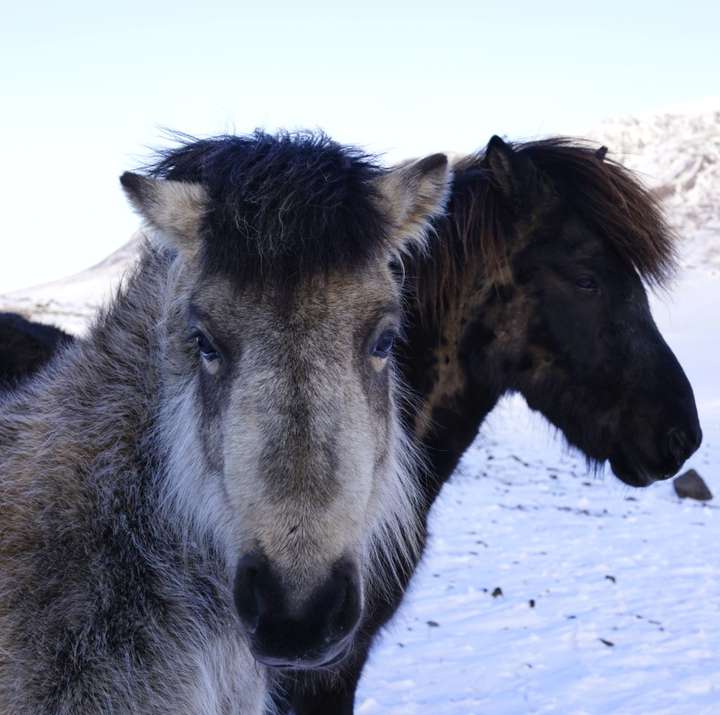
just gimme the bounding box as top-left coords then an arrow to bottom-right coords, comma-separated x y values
529,599 -> 535,608
605,575 -> 616,583
599,638 -> 615,647
426,620 -> 439,628
491,587 -> 503,598
673,469 -> 713,501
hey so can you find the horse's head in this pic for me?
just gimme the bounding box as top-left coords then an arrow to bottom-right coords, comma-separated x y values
475,136 -> 701,487
121,133 -> 450,668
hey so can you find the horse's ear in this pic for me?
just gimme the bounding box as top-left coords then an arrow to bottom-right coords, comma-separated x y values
485,135 -> 549,207
375,153 -> 451,251
120,172 -> 208,254
485,135 -> 516,198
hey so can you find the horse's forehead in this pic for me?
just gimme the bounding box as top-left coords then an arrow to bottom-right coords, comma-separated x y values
289,270 -> 398,314
552,215 -> 638,273
190,266 -> 397,331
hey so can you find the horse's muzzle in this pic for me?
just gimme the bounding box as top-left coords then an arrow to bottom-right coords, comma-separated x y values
233,553 -> 361,669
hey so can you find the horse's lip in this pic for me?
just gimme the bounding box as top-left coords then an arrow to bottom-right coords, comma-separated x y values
251,636 -> 353,671
608,448 -> 676,487
253,648 -> 348,671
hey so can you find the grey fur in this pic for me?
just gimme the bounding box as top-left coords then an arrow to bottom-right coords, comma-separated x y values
0,248 -> 270,714
0,145 -> 451,713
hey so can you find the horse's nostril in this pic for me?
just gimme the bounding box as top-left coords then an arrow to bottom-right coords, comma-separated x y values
326,565 -> 361,640
234,556 -> 265,634
691,425 -> 703,453
667,428 -> 692,464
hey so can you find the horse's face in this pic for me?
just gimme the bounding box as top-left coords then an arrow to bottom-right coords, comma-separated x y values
122,148 -> 450,668
186,268 -> 407,668
510,214 -> 701,486
484,137 -> 701,487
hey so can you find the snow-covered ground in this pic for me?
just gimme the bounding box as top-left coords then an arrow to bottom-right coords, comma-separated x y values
1,105 -> 718,713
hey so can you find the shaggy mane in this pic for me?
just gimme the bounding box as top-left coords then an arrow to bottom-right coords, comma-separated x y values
147,130 -> 391,285
447,136 -> 678,289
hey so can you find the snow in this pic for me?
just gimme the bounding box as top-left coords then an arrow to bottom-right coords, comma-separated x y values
1,105 -> 718,713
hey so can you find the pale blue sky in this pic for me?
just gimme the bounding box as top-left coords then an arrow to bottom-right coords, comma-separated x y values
2,1 -> 718,291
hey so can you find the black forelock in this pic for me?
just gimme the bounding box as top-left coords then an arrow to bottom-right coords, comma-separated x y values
147,130 -> 392,285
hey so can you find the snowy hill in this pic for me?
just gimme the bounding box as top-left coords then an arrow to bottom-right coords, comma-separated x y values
588,103 -> 720,274
0,236 -> 140,334
0,107 -> 718,713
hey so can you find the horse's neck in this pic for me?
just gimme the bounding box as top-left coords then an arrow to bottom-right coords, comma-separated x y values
0,248 -> 169,522
400,226 -> 510,501
58,251 -> 165,453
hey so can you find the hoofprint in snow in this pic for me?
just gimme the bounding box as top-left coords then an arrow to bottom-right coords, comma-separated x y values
1,106 -> 718,713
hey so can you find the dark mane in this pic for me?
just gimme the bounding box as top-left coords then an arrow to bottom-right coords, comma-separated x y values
148,130 -> 390,284
446,137 -> 677,290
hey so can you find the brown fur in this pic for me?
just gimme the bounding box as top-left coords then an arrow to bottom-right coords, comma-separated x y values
410,137 -> 679,443
420,138 -> 676,324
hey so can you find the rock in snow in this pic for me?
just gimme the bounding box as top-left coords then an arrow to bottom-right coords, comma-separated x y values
673,469 -> 714,501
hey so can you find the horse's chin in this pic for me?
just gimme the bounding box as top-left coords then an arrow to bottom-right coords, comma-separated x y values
608,447 -> 677,488
250,634 -> 353,672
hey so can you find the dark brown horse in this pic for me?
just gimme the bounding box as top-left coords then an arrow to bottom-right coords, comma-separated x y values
280,136 -> 702,713
0,313 -> 74,389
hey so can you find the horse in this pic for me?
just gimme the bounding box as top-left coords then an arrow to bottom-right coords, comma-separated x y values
0,130 -> 452,714
279,136 -> 703,714
0,312 -> 74,388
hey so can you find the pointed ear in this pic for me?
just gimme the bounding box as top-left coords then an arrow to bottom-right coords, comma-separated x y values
485,135 -> 550,208
120,172 -> 208,254
375,153 -> 451,251
596,145 -> 609,161
485,135 -> 516,198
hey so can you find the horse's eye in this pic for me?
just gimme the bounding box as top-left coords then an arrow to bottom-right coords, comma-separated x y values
371,330 -> 397,359
575,275 -> 599,293
193,330 -> 221,371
